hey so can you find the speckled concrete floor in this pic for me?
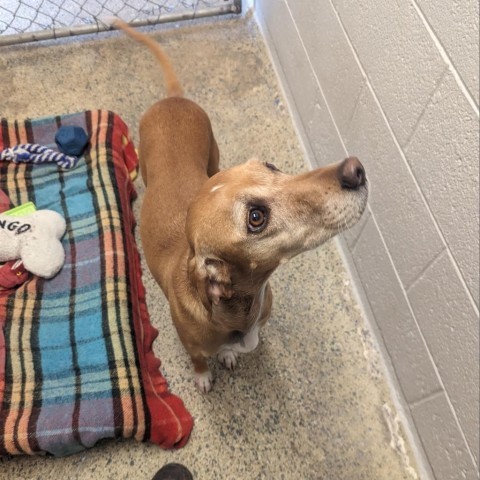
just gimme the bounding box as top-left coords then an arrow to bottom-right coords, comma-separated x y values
0,15 -> 418,480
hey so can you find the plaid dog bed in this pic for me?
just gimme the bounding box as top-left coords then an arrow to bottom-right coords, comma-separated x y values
0,110 -> 193,456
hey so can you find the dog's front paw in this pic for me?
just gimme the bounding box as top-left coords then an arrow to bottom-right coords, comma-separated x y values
217,349 -> 238,370
194,370 -> 213,394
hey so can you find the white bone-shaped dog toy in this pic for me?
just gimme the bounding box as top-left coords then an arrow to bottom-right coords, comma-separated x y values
0,210 -> 66,279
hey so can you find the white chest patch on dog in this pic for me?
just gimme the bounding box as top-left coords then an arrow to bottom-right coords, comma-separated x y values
228,324 -> 260,354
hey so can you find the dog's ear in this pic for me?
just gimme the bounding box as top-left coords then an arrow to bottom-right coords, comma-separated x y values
189,254 -> 233,308
204,258 -> 233,305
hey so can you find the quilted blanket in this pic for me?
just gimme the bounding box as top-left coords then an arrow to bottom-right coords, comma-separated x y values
0,110 -> 193,456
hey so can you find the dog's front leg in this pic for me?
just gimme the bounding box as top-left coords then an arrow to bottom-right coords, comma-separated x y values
191,355 -> 213,393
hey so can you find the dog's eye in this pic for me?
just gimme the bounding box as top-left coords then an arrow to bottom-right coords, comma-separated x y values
248,206 -> 268,233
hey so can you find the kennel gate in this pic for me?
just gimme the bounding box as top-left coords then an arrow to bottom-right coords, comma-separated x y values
0,0 -> 241,46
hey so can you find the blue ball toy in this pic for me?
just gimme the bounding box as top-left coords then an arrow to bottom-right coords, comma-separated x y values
55,126 -> 89,156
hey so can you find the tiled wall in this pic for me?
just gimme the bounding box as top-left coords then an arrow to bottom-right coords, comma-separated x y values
254,1 -> 479,478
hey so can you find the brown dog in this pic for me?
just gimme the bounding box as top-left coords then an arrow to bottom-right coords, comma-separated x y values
114,20 -> 368,393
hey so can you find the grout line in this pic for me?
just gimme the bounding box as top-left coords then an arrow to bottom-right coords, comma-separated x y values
329,0 -> 479,315
409,388 -> 445,409
366,210 -> 479,470
406,248 -> 447,293
402,66 -> 449,151
349,208 -> 371,253
344,83 -> 366,137
411,0 -> 479,117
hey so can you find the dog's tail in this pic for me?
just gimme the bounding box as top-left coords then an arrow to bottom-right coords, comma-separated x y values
112,19 -> 183,98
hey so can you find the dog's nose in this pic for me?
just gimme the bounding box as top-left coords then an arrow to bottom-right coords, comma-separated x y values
339,156 -> 366,190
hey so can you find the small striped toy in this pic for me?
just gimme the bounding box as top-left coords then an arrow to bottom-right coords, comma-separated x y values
0,143 -> 79,169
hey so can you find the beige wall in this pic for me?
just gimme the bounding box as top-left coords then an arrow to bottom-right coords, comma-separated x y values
254,1 -> 479,479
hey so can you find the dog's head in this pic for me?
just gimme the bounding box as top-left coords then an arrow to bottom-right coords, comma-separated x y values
186,157 -> 368,306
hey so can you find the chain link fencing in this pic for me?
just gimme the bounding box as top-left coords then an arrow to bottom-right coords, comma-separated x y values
0,0 -> 240,46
